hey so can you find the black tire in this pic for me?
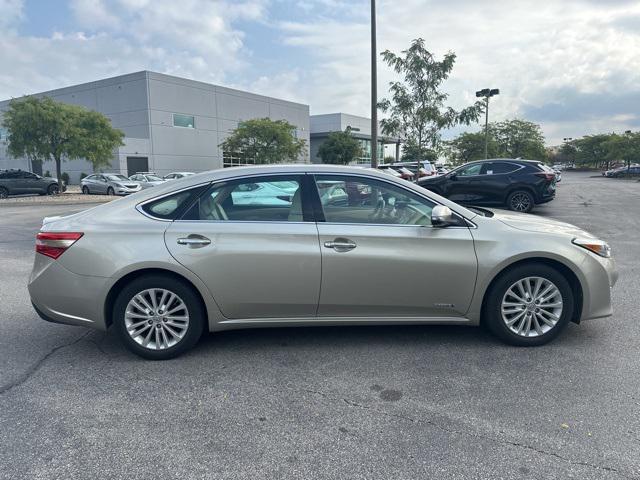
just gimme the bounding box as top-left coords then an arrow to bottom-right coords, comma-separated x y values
507,190 -> 534,213
113,275 -> 206,360
107,187 -> 115,196
0,187 -> 8,199
484,264 -> 574,346
82,186 -> 90,195
47,184 -> 60,196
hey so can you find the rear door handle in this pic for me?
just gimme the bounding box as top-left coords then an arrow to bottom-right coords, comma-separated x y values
177,235 -> 211,248
324,239 -> 357,252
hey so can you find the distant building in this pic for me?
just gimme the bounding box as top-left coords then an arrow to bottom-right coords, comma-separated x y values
310,113 -> 399,165
0,71 -> 310,183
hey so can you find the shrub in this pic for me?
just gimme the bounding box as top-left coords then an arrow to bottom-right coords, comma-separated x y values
61,172 -> 70,185
44,170 -> 51,177
80,172 -> 88,180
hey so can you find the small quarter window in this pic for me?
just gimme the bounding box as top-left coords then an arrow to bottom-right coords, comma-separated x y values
173,114 -> 195,128
141,188 -> 202,220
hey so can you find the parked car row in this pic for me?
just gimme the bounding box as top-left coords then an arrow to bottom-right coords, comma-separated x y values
378,161 -> 436,180
81,171 -> 196,196
602,165 -> 640,177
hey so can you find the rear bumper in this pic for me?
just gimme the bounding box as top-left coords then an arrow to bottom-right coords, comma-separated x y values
28,255 -> 108,330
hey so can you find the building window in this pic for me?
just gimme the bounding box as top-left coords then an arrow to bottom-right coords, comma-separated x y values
173,113 -> 195,128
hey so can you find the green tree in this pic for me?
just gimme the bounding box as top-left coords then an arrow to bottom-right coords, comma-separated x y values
220,118 -> 306,165
2,96 -> 124,190
490,119 -> 546,159
378,38 -> 484,164
573,134 -> 613,169
317,129 -> 362,164
447,131 -> 498,165
602,132 -> 640,171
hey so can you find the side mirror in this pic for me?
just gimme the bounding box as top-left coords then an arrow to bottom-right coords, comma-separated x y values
431,205 -> 454,227
449,172 -> 458,180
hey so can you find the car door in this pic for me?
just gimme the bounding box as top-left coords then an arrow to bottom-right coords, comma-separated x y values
447,163 -> 485,203
20,172 -> 42,193
164,174 -> 322,319
94,175 -> 108,193
312,174 -> 478,318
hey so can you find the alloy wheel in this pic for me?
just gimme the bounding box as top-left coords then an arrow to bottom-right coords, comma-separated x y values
124,288 -> 190,350
501,276 -> 563,337
0,188 -> 7,199
510,192 -> 531,212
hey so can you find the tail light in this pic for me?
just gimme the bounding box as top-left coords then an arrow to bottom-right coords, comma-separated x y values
36,232 -> 83,259
535,172 -> 555,181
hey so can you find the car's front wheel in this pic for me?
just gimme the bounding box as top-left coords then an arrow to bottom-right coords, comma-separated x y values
82,186 -> 90,194
113,275 -> 205,359
107,187 -> 115,196
47,184 -> 60,196
0,187 -> 8,199
507,190 -> 534,213
484,264 -> 574,346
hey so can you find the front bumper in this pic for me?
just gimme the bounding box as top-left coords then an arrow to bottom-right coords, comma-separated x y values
116,187 -> 142,195
579,253 -> 618,321
28,254 -> 109,330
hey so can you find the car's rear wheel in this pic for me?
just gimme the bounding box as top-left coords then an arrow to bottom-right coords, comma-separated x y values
0,187 -> 8,199
113,275 -> 205,359
484,264 -> 574,346
82,186 -> 90,194
47,184 -> 60,196
507,190 -> 534,213
107,187 -> 115,196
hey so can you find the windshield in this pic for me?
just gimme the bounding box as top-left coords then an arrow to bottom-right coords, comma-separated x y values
146,175 -> 163,181
106,174 -> 129,181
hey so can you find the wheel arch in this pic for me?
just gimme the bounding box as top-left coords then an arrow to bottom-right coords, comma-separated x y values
479,257 -> 584,325
104,268 -> 210,329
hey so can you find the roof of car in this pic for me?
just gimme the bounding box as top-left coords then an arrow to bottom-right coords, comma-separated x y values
464,158 -> 542,165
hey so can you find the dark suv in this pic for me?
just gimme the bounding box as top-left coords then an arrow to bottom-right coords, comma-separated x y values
0,170 -> 66,199
418,159 -> 556,213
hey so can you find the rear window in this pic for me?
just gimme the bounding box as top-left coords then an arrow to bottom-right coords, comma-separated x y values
141,188 -> 203,220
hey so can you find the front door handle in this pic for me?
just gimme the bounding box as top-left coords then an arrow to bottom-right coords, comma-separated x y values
177,235 -> 211,248
324,238 -> 357,252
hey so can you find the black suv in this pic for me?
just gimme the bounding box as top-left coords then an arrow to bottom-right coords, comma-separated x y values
0,170 -> 66,199
418,159 -> 556,213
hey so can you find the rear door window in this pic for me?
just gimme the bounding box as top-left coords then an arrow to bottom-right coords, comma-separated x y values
183,175 -> 308,222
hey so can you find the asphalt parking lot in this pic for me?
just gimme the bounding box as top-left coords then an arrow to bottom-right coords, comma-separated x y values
1,171 -> 639,479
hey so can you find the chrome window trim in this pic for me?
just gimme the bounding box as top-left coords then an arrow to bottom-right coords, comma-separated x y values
135,170 -> 478,229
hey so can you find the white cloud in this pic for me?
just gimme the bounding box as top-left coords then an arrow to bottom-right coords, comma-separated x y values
0,0 -> 267,99
277,0 -> 640,143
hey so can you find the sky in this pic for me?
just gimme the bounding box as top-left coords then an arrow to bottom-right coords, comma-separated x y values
1,0 -> 640,145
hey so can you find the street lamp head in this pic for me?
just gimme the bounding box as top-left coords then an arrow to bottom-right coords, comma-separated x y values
476,88 -> 499,98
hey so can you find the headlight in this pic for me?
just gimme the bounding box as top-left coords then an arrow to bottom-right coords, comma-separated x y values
113,183 -> 124,188
572,238 -> 611,258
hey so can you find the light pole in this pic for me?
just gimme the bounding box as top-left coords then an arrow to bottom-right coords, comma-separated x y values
370,0 -> 378,168
476,88 -> 499,159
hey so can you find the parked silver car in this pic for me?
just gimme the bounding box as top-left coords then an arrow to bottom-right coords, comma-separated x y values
81,173 -> 142,196
30,165 -> 617,359
129,173 -> 166,189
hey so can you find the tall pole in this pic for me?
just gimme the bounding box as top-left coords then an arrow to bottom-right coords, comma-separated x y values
370,0 -> 378,168
484,96 -> 490,159
476,88 -> 499,160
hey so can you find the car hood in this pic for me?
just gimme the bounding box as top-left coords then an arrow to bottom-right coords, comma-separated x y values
489,209 -> 596,238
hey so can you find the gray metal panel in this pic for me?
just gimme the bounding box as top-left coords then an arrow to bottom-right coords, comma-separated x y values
147,78 -> 216,117
96,78 -> 148,114
150,124 -> 218,157
216,92 -> 269,120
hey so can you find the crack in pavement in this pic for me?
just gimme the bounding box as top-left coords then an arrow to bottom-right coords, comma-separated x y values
0,331 -> 91,395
